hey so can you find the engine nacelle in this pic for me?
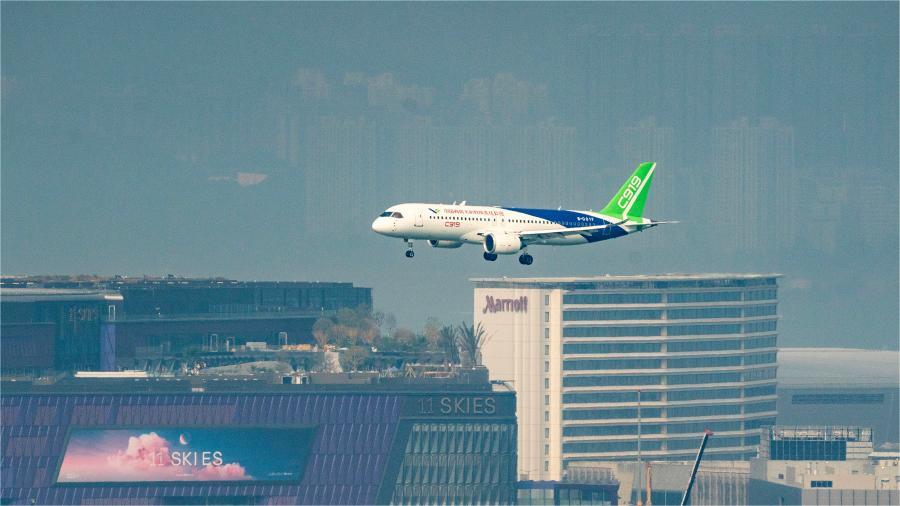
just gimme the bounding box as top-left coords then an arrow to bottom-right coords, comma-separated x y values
429,239 -> 463,249
483,232 -> 522,255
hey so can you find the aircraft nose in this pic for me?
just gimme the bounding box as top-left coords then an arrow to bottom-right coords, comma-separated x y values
372,218 -> 388,234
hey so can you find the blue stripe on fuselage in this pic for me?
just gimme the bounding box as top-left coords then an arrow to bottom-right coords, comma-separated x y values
500,207 -> 628,243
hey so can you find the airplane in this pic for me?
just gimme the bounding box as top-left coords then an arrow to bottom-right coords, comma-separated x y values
371,162 -> 676,265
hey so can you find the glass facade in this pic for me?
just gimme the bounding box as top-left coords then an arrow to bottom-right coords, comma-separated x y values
563,408 -> 663,421
744,320 -> 777,333
477,273 -> 780,479
668,339 -> 741,352
1,389 -> 517,505
564,293 -> 662,305
517,482 -> 618,506
744,304 -> 777,317
563,326 -> 662,337
761,426 -> 873,462
744,384 -> 777,397
667,291 -> 743,303
668,324 -> 743,335
555,276 -> 780,462
563,424 -> 663,437
562,391 -> 662,404
668,307 -> 742,319
563,440 -> 662,453
391,422 -> 517,505
667,388 -> 742,401
770,440 -> 846,461
744,335 -> 777,349
668,404 -> 742,418
667,420 -> 742,433
667,372 -> 742,385
563,358 -> 661,371
668,355 -> 743,369
563,375 -> 662,387
563,342 -> 661,354
563,309 -> 662,321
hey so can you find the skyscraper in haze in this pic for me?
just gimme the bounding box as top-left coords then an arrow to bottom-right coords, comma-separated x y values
712,117 -> 795,253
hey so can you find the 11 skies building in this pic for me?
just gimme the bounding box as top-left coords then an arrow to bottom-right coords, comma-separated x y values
474,274 -> 780,481
1,381 -> 517,505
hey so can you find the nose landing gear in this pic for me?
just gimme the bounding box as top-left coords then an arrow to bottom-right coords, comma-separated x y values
405,240 -> 414,258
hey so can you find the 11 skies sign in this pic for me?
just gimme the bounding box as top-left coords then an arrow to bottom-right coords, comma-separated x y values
57,428 -> 313,483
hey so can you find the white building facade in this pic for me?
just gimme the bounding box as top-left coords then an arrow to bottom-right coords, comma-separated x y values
474,274 -> 780,481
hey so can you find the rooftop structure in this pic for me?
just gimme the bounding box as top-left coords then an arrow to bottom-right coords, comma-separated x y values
472,273 -> 780,288
776,349 -> 900,447
778,348 -> 899,388
749,425 -> 899,505
1,278 -> 373,376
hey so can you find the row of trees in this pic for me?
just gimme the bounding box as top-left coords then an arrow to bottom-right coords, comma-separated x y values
310,307 -> 491,369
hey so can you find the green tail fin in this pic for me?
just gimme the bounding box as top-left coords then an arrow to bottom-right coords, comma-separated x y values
600,162 -> 656,220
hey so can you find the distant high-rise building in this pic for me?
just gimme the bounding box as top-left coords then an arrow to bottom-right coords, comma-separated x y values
475,274 -> 780,482
710,25 -> 760,126
711,117 -> 795,253
299,116 -> 378,236
619,117 -> 679,227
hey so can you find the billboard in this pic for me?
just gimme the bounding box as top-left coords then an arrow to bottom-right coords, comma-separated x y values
57,427 -> 314,483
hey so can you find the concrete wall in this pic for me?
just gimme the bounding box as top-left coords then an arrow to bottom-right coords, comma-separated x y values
477,286 -> 553,481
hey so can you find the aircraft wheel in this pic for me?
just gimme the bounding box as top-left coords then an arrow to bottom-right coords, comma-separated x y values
483,252 -> 498,262
405,250 -> 415,258
519,254 -> 533,265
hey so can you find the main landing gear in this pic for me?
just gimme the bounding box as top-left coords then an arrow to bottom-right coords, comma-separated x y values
404,240 -> 414,258
519,253 -> 534,265
483,252 -> 498,262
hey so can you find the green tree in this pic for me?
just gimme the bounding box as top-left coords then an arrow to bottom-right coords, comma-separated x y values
457,321 -> 490,367
438,325 -> 460,364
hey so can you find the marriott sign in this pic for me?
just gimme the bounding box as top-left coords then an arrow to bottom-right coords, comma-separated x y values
482,295 -> 529,314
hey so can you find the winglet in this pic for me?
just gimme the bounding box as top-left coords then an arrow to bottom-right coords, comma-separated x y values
600,162 -> 656,220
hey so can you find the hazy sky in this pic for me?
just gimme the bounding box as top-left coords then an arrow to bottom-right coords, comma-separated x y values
2,2 -> 898,349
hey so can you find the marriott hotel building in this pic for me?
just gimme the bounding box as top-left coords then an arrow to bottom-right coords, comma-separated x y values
474,274 -> 780,481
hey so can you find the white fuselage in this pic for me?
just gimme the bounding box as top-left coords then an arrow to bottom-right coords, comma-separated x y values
372,203 -> 637,250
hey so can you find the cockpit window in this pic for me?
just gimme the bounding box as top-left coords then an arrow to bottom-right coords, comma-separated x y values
391,212 -> 404,219
379,211 -> 393,217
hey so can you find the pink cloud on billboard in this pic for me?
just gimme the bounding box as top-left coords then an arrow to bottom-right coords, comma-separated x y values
56,428 -> 312,483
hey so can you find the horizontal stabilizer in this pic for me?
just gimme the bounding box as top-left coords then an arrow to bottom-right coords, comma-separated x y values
629,220 -> 679,230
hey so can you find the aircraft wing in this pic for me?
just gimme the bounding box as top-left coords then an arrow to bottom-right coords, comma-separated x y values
516,219 -> 679,241
472,219 -> 678,243
516,220 -> 628,241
